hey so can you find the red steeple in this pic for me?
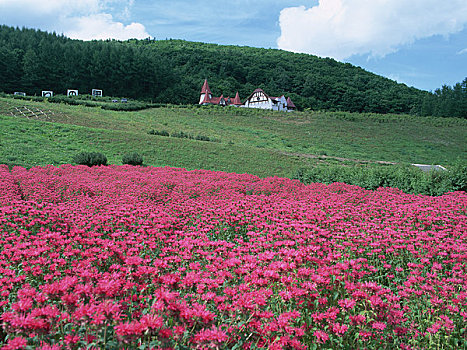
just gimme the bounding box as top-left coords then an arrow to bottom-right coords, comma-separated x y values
232,91 -> 242,105
286,97 -> 296,109
200,79 -> 212,94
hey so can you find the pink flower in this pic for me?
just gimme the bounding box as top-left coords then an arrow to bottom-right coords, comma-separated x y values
372,322 -> 387,331
350,314 -> 366,325
115,321 -> 145,336
140,314 -> 163,330
2,336 -> 27,350
338,298 -> 356,310
64,334 -> 80,345
313,330 -> 329,343
332,322 -> 349,336
38,344 -> 61,350
359,331 -> 373,341
192,325 -> 228,344
159,328 -> 172,338
1,164 -> 466,348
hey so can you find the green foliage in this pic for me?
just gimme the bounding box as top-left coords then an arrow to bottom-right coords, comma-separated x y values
0,26 -> 172,102
148,129 -> 170,136
122,152 -> 143,166
148,129 -> 220,142
0,25 -> 439,115
293,162 -> 467,196
417,78 -> 467,119
445,161 -> 467,192
170,130 -> 193,139
8,93 -> 156,111
72,151 -> 108,167
0,106 -> 304,178
195,134 -> 214,142
1,96 -> 465,181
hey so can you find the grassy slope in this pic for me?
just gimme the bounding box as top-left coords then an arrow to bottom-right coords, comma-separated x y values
0,97 -> 465,178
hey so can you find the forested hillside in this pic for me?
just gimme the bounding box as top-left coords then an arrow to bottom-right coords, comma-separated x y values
0,25 -> 465,116
148,40 -> 432,114
0,26 -> 172,101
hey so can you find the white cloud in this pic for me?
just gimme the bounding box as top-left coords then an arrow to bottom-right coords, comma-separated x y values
458,48 -> 467,54
0,0 -> 100,18
66,14 -> 148,41
0,0 -> 149,40
277,0 -> 467,60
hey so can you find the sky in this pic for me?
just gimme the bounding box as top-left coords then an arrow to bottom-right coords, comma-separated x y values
0,0 -> 466,92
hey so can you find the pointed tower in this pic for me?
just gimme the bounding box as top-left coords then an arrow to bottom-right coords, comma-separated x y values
199,79 -> 212,104
232,91 -> 242,106
286,97 -> 296,111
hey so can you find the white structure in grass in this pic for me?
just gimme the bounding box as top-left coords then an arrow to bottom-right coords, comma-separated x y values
42,91 -> 53,97
92,89 -> 103,97
67,89 -> 78,97
243,88 -> 296,112
14,92 -> 26,96
411,164 -> 447,173
199,80 -> 296,111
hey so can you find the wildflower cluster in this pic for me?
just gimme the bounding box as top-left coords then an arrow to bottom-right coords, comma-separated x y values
0,164 -> 465,349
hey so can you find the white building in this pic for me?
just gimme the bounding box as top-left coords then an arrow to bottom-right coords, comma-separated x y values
198,80 -> 296,111
243,88 -> 296,112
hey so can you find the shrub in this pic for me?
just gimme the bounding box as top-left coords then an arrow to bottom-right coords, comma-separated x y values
293,162 -> 467,196
171,131 -> 193,139
446,161 -> 467,192
73,152 -> 108,167
148,129 -> 170,137
122,152 -> 144,166
194,134 -> 220,142
195,134 -> 211,142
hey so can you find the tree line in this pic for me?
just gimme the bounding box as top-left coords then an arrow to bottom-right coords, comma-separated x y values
0,26 -> 172,100
417,79 -> 467,118
0,25 -> 465,117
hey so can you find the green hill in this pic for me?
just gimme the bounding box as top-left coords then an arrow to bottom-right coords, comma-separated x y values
1,96 -> 465,173
0,25 -> 432,114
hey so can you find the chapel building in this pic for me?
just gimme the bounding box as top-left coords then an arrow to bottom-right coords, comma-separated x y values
243,88 -> 296,112
199,79 -> 296,111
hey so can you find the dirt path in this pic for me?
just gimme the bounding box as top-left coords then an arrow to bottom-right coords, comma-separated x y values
279,151 -> 397,165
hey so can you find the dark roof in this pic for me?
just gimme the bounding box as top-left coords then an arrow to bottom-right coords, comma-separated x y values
246,88 -> 270,102
286,97 -> 296,108
200,79 -> 212,94
232,92 -> 242,105
208,97 -> 221,104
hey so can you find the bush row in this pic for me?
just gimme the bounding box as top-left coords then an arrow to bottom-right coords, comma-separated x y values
293,162 -> 466,196
148,129 -> 220,143
73,152 -> 143,166
8,94 -> 156,111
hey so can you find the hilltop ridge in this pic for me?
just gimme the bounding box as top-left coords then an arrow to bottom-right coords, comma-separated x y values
0,25 -> 431,114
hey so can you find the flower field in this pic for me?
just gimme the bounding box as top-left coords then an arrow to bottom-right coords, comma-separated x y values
0,164 -> 466,349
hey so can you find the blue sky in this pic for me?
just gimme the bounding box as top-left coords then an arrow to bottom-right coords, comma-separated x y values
0,0 -> 466,91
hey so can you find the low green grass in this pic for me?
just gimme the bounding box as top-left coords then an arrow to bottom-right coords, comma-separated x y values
0,113 -> 311,177
0,97 -> 465,178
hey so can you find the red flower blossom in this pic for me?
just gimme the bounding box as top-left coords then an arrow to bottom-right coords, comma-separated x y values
0,164 -> 465,348
313,330 -> 329,343
2,336 -> 27,350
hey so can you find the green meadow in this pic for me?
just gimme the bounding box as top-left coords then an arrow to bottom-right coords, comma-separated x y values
0,96 -> 465,179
